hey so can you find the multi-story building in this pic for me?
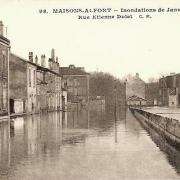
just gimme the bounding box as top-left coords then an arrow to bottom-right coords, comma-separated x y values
159,73 -> 180,107
9,53 -> 37,114
0,21 -> 10,118
35,49 -> 63,112
60,65 -> 89,105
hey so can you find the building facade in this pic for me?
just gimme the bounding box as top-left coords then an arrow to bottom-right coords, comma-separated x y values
60,65 -> 89,106
34,49 -> 64,112
159,73 -> 180,107
0,21 -> 10,118
10,53 -> 37,114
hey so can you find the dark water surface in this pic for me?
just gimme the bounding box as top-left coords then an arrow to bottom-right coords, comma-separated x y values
0,108 -> 180,180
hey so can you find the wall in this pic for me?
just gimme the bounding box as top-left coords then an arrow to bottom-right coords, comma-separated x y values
27,63 -> 37,113
14,99 -> 24,114
36,69 -> 47,111
130,108 -> 180,148
36,67 -> 62,112
169,94 -> 178,107
63,75 -> 89,104
0,40 -> 9,116
9,54 -> 27,112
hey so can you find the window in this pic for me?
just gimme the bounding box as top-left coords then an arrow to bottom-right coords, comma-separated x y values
29,69 -> 31,87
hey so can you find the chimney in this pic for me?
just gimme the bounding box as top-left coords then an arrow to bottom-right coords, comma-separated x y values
135,73 -> 139,78
51,48 -> 55,61
41,54 -> 46,67
69,64 -> 75,69
0,21 -> 4,36
35,55 -> 38,64
170,72 -> 176,76
56,57 -> 60,66
29,52 -> 33,62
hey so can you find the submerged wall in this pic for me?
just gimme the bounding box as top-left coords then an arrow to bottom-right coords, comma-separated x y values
130,108 -> 180,149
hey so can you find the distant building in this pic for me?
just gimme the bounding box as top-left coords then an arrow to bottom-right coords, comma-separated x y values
159,73 -> 180,107
0,21 -> 10,118
126,73 -> 145,99
9,53 -> 37,114
145,82 -> 159,106
127,95 -> 147,106
60,65 -> 90,105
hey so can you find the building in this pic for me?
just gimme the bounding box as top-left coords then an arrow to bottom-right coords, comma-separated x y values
60,65 -> 90,106
126,73 -> 145,99
159,73 -> 180,107
35,49 -> 64,112
0,21 -> 10,118
127,95 -> 147,106
145,82 -> 159,106
10,49 -> 65,114
9,53 -> 37,114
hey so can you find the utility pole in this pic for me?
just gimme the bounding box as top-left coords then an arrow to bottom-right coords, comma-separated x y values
114,80 -> 117,143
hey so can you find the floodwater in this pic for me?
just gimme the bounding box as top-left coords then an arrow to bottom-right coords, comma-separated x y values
0,108 -> 180,180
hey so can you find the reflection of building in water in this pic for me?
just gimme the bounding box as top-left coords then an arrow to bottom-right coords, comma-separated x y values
142,119 -> 180,173
0,121 -> 10,172
67,109 -> 89,129
0,21 -> 10,119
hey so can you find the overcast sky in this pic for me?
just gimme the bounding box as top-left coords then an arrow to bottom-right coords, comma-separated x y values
0,0 -> 180,82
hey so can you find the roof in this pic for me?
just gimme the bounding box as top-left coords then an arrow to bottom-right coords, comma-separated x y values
127,95 -> 147,102
10,53 -> 61,77
60,66 -> 89,76
0,35 -> 10,46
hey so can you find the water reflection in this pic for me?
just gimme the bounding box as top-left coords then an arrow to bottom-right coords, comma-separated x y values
0,108 -> 179,179
141,119 -> 180,174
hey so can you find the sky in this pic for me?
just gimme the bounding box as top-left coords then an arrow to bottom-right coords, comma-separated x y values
0,0 -> 180,82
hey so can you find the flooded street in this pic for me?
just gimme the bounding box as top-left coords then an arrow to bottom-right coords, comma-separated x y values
0,109 -> 180,180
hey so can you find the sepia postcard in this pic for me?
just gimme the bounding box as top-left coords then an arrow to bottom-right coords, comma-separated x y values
0,0 -> 180,180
